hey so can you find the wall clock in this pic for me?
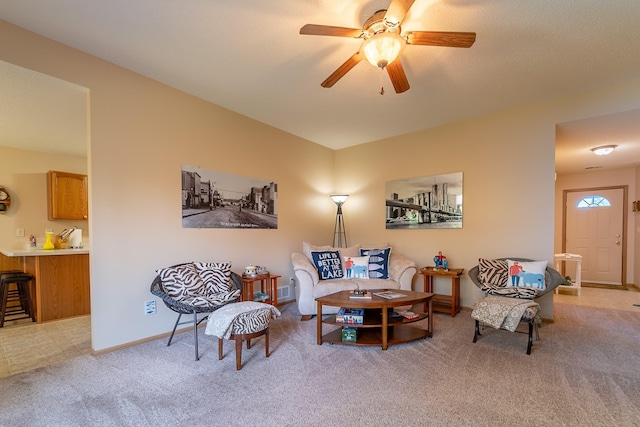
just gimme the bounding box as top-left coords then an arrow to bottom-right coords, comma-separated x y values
0,186 -> 11,214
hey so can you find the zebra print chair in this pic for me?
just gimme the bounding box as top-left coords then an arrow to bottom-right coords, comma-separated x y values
468,258 -> 564,354
150,262 -> 242,361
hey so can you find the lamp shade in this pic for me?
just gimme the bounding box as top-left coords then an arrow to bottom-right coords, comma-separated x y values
330,194 -> 348,205
361,32 -> 405,68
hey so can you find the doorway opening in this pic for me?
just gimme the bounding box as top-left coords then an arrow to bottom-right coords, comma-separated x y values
561,185 -> 628,289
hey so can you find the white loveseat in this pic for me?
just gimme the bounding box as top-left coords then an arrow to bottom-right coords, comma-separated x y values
291,242 -> 418,320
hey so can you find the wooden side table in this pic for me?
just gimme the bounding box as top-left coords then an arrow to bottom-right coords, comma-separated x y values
240,274 -> 281,308
420,266 -> 464,317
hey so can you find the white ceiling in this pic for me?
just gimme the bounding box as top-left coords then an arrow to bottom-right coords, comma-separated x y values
1,0 -> 640,173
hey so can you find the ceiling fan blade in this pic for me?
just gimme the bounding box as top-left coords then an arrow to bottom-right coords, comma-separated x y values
406,31 -> 476,48
386,60 -> 410,93
384,0 -> 416,25
321,52 -> 364,88
300,24 -> 364,38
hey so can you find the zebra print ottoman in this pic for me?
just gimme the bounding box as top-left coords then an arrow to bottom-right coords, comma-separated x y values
206,302 -> 280,370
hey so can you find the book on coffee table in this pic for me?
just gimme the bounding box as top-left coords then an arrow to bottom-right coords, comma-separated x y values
349,290 -> 372,299
398,310 -> 419,320
336,307 -> 364,324
373,291 -> 406,299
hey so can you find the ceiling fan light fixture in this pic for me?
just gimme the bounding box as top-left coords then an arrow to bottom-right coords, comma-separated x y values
590,145 -> 617,156
361,31 -> 405,69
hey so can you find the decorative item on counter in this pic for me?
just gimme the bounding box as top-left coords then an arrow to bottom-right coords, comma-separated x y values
29,235 -> 37,248
52,226 -> 77,249
68,228 -> 83,248
43,231 -> 55,250
433,251 -> 447,269
256,265 -> 269,275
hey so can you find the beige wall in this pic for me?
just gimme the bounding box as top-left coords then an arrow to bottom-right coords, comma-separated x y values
1,20 -> 335,351
2,19 -> 640,351
555,168 -> 637,285
636,165 -> 640,288
0,146 -> 88,249
335,102 -> 559,316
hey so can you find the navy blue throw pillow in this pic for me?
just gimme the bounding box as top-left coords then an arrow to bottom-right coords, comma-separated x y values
360,247 -> 392,279
311,250 -> 344,280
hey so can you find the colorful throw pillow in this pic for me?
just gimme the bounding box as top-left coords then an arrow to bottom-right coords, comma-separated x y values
194,261 -> 233,294
157,263 -> 204,300
506,259 -> 547,290
360,248 -> 391,279
344,255 -> 370,279
478,258 -> 508,286
303,241 -> 361,272
303,241 -> 331,262
310,250 -> 344,280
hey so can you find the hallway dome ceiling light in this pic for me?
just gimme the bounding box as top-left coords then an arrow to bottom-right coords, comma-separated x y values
590,145 -> 617,156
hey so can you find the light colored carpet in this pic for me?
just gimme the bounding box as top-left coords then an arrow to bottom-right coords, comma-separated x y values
0,302 -> 638,426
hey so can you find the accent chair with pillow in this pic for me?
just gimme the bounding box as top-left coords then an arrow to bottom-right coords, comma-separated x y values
150,262 -> 242,361
468,257 -> 564,354
291,242 -> 417,320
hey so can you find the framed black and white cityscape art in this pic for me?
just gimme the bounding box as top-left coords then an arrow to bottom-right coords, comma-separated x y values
181,164 -> 278,229
385,172 -> 462,229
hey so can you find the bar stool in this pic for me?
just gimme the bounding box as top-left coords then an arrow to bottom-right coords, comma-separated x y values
0,272 -> 36,327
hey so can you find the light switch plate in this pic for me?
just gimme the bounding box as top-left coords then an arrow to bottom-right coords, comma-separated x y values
16,228 -> 25,237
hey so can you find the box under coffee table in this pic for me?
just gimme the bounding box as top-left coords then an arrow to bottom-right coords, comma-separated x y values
315,290 -> 434,350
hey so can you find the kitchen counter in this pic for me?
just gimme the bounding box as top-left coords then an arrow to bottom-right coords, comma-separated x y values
0,248 -> 90,323
1,247 -> 89,257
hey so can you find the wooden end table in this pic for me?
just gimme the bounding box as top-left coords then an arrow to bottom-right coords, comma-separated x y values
420,266 -> 464,317
240,273 -> 281,307
315,290 -> 434,350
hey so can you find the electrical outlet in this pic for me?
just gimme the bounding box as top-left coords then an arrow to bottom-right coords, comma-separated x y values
16,228 -> 25,237
289,277 -> 295,285
144,300 -> 156,315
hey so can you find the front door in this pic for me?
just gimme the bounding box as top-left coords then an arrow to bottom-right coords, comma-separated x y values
564,187 -> 625,286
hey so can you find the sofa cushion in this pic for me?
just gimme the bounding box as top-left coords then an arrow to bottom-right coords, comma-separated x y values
344,255 -> 370,279
303,241 -> 331,261
506,259 -> 547,290
311,250 -> 344,280
360,247 -> 392,279
303,241 -> 362,272
478,258 -> 508,286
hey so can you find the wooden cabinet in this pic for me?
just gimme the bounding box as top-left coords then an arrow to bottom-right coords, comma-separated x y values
47,170 -> 88,220
1,251 -> 90,323
23,253 -> 90,322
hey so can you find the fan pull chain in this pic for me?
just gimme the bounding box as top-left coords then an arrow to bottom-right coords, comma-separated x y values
379,67 -> 385,95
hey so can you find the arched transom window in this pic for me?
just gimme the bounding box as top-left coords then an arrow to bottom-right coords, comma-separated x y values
576,195 -> 611,208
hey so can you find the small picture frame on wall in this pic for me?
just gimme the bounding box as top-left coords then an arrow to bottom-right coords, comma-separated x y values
385,172 -> 463,229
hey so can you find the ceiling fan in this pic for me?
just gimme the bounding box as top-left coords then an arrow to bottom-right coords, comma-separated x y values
299,0 -> 476,93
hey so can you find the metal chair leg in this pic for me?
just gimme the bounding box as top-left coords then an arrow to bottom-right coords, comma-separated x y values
526,321 -> 534,355
167,313 -> 182,346
193,311 -> 199,361
473,319 -> 481,343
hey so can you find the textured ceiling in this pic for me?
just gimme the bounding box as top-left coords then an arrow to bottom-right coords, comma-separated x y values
1,0 -> 640,172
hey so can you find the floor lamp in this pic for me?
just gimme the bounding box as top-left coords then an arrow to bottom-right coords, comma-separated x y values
330,194 -> 348,248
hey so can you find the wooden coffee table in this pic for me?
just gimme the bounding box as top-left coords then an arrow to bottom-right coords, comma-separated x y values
315,290 -> 434,350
